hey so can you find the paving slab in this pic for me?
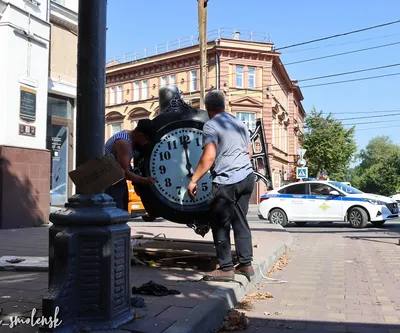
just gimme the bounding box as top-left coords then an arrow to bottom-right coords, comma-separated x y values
0,212 -> 292,333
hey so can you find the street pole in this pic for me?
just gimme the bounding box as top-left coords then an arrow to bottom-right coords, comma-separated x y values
198,0 -> 207,109
75,0 -> 106,170
40,1 -> 133,331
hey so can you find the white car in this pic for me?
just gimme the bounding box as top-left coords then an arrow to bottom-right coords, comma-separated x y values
258,181 -> 399,228
391,193 -> 400,204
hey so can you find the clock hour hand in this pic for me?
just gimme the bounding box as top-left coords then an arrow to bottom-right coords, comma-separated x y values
182,141 -> 193,177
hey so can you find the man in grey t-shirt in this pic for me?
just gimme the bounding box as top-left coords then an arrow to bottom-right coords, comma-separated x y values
188,90 -> 255,281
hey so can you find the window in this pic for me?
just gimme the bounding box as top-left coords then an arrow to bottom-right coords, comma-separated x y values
310,183 -> 334,196
133,81 -> 139,101
272,116 -> 276,145
161,76 -> 167,87
281,183 -> 308,195
236,66 -> 243,88
284,126 -> 288,152
328,182 -> 362,194
190,70 -> 197,91
142,80 -> 148,99
48,95 -> 73,119
116,85 -> 123,104
248,67 -> 255,88
109,86 -> 115,105
236,112 -> 256,131
170,74 -> 176,86
110,123 -> 121,136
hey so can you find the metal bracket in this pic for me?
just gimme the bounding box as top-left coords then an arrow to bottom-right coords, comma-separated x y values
249,118 -> 273,190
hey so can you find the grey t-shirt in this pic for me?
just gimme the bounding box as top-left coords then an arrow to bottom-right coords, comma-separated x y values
202,112 -> 253,185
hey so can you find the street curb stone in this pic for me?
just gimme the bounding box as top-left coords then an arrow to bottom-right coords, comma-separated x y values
0,256 -> 48,272
163,225 -> 293,333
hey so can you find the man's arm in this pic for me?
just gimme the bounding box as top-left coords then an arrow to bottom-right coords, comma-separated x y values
248,143 -> 253,159
114,140 -> 155,185
187,124 -> 217,199
246,129 -> 253,158
191,143 -> 217,183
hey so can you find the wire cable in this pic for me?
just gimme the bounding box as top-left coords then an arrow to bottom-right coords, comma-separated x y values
275,19 -> 400,51
284,41 -> 400,66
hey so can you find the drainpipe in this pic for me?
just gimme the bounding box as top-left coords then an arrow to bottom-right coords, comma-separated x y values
215,39 -> 220,90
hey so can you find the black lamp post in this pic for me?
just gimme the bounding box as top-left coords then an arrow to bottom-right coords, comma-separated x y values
40,1 -> 133,331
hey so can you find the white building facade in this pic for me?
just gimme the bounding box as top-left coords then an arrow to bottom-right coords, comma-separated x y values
0,0 -> 78,228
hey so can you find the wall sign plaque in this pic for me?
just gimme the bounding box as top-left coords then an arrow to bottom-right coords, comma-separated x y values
19,124 -> 36,137
20,86 -> 37,122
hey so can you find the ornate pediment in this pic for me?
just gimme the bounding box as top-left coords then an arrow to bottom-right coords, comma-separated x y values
105,111 -> 125,121
128,107 -> 151,119
230,96 -> 263,108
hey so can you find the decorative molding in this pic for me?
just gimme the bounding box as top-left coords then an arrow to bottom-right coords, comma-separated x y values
230,96 -> 263,109
50,2 -> 78,33
127,107 -> 151,119
105,111 -> 125,121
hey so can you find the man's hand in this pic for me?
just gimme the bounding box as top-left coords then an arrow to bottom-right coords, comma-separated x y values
141,176 -> 157,185
187,181 -> 198,200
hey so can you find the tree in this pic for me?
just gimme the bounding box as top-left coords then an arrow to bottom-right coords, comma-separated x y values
300,107 -> 357,180
351,136 -> 400,196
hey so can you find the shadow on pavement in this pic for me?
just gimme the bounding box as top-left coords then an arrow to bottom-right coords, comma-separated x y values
243,316 -> 400,333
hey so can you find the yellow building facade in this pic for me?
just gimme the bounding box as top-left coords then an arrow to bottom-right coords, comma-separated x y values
105,38 -> 306,203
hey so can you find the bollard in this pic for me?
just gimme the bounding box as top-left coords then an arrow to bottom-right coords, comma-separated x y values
39,194 -> 134,332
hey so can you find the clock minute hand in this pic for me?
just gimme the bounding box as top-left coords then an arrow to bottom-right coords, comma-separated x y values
182,141 -> 193,177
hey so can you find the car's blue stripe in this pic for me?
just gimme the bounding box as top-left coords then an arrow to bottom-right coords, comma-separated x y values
260,193 -> 365,202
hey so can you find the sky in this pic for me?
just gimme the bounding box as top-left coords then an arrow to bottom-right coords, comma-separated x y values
105,0 -> 400,153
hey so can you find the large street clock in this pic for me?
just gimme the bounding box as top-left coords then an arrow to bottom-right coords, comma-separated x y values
137,97 -> 212,228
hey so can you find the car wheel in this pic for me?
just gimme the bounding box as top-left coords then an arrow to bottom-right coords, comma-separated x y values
371,220 -> 386,227
295,222 -> 307,226
142,215 -> 157,222
269,208 -> 288,227
348,207 -> 368,228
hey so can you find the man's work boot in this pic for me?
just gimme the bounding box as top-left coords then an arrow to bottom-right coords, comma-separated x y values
235,264 -> 255,281
203,268 -> 235,282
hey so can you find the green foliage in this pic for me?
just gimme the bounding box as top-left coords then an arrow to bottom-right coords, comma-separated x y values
351,136 -> 400,196
300,107 -> 357,180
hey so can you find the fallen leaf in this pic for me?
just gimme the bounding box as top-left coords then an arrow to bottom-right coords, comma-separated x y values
246,292 -> 273,300
286,303 -> 294,307
267,252 -> 291,276
264,312 -> 270,316
274,312 -> 282,315
216,309 -> 249,332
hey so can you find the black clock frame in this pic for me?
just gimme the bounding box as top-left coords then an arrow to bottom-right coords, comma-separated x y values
139,105 -> 211,225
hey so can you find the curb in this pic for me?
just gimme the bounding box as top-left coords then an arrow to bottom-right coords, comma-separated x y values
0,256 -> 48,272
163,227 -> 293,333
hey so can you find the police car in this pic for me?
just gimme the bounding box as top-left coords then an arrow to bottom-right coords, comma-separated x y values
258,181 -> 399,228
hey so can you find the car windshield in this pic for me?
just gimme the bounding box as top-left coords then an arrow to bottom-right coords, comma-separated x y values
328,181 -> 363,194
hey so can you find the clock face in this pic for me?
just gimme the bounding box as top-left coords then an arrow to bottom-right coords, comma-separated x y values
150,127 -> 212,206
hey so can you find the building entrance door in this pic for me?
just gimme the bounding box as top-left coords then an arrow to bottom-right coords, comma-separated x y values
46,94 -> 74,206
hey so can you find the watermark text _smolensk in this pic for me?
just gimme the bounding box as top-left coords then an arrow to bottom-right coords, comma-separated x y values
0,307 -> 62,329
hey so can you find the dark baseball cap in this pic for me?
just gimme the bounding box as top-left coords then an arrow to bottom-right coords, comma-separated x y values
321,171 -> 328,175
134,119 -> 156,138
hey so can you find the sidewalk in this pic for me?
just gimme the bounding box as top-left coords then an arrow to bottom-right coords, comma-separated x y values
0,214 -> 292,333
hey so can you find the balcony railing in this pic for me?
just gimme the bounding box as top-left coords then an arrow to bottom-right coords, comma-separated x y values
106,27 -> 273,65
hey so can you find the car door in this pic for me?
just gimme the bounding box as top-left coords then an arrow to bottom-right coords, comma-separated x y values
308,183 -> 343,221
282,183 -> 310,221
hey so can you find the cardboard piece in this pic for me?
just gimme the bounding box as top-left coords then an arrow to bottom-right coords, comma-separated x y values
69,154 -> 125,194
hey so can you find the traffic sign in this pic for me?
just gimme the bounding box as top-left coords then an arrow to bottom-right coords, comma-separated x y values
296,167 -> 308,179
297,158 -> 307,167
297,149 -> 306,159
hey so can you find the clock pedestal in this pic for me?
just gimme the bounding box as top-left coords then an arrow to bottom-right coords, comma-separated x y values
40,194 -> 134,332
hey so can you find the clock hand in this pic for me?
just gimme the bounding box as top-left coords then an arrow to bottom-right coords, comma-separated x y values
182,141 -> 193,177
